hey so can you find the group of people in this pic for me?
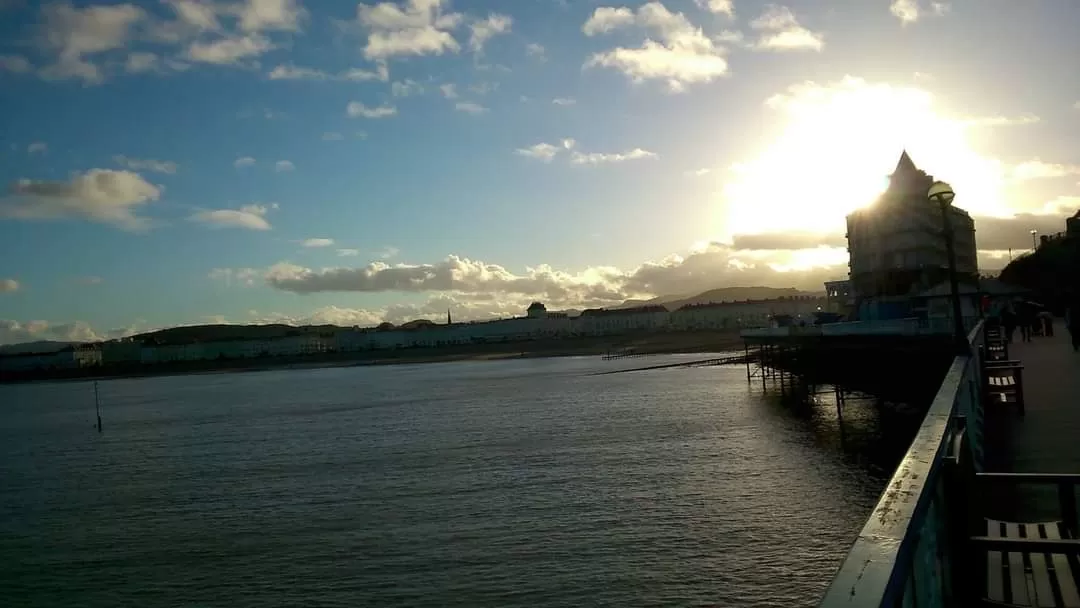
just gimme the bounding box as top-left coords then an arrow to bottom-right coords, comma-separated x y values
997,298 -> 1080,352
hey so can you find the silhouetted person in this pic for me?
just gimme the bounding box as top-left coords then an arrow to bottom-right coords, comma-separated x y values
1002,305 -> 1018,344
1067,300 -> 1080,352
1018,303 -> 1035,342
1039,311 -> 1054,337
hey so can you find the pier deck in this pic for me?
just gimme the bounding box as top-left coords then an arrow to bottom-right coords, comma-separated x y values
985,329 -> 1080,523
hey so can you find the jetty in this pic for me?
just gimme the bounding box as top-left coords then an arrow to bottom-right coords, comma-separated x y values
749,318 -> 1080,606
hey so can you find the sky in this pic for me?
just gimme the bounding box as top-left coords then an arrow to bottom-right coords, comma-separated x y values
1,0 -> 1079,344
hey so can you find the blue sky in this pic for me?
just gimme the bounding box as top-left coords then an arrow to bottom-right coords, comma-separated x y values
1,0 -> 1079,343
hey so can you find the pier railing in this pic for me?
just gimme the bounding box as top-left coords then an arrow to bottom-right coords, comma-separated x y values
817,321 -> 986,608
741,317 -> 980,339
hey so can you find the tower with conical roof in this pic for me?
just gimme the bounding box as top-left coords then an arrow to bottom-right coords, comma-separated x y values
844,150 -> 978,318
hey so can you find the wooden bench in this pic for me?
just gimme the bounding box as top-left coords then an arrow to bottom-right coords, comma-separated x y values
985,360 -> 1026,414
969,474 -> 1080,607
980,520 -> 1080,606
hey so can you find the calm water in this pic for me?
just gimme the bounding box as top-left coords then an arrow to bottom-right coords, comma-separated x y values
0,354 -> 921,607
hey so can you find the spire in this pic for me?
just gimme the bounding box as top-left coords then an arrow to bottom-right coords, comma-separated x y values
894,149 -> 919,175
447,308 -> 452,325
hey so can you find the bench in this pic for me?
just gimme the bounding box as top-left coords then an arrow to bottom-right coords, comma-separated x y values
979,520 -> 1080,606
969,474 -> 1080,607
985,361 -> 1026,414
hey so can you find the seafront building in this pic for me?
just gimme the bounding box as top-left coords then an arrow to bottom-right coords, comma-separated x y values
0,296 -> 828,374
846,151 -> 978,320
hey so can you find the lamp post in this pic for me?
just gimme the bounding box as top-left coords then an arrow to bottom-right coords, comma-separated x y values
1030,229 -> 1038,252
928,181 -> 969,353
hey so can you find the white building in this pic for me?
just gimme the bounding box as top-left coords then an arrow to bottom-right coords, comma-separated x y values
573,305 -> 670,336
670,296 -> 827,330
846,151 -> 978,317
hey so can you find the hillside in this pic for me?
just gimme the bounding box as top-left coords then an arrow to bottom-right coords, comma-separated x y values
998,236 -> 1080,312
616,286 -> 820,311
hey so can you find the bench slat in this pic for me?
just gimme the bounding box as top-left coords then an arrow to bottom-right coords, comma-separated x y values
990,519 -> 1007,602
1006,522 -> 1033,605
1044,523 -> 1080,607
1030,523 -> 1056,607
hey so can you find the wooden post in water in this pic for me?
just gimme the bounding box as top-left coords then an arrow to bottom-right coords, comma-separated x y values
94,381 -> 102,433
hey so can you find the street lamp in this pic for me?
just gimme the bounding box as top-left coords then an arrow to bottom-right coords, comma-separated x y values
928,181 -> 969,353
1030,229 -> 1038,252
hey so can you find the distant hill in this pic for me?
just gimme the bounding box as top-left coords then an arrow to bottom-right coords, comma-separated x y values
0,340 -> 83,355
129,323 -> 342,345
615,286 -> 821,311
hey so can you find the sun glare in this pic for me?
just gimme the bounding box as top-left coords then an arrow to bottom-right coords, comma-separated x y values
720,77 -> 1011,239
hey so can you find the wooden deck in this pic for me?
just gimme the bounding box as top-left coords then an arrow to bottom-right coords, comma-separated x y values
984,326 -> 1080,522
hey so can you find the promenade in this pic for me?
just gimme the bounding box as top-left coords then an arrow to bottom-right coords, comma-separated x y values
984,325 -> 1080,522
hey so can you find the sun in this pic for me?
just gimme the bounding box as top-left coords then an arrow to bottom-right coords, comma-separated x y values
719,77 -> 1010,239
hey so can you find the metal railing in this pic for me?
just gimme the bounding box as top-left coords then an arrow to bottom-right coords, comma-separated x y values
817,321 -> 986,607
741,317 -> 981,339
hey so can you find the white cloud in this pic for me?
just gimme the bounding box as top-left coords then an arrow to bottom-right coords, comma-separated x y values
337,248 -> 361,257
302,238 -> 335,248
552,97 -> 576,106
186,34 -> 272,64
356,0 -> 463,60
259,244 -> 845,309
209,267 -> 261,286
890,0 -> 919,24
750,5 -> 823,51
322,132 -> 345,141
525,42 -> 545,60
685,168 -> 712,176
454,102 -> 487,114
583,2 -> 729,92
113,155 -> 178,174
695,0 -> 734,16
1041,196 -> 1080,215
124,51 -> 160,73
378,246 -> 400,259
0,319 -> 104,346
190,203 -> 275,230
234,156 -> 256,168
963,114 -> 1041,128
76,276 -> 103,285
391,78 -> 424,96
582,7 -> 635,35
0,279 -> 19,293
0,54 -> 33,73
268,63 -> 389,82
347,101 -> 398,118
439,83 -> 458,98
468,13 -> 512,54
515,143 -> 561,162
28,142 -> 47,155
37,2 -> 147,84
233,0 -> 306,33
571,148 -> 658,165
1,169 -> 160,231
275,160 -> 295,172
1009,160 -> 1080,183
890,0 -> 949,24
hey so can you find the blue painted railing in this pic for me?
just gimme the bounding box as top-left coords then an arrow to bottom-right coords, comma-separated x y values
817,321 -> 986,607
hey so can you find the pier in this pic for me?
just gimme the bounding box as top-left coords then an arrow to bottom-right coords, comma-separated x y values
756,320 -> 1080,606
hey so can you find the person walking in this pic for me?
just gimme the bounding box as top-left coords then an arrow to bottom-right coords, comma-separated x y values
1067,299 -> 1080,352
1002,304 -> 1018,344
1018,302 -> 1034,343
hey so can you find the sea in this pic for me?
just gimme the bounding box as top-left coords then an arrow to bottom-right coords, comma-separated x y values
0,354 -> 923,607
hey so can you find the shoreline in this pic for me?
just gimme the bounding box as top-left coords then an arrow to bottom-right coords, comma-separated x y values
0,331 -> 749,386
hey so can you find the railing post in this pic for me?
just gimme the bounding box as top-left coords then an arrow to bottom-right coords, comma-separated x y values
1060,483 -> 1078,538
